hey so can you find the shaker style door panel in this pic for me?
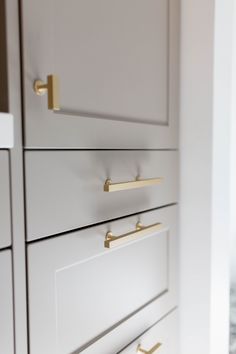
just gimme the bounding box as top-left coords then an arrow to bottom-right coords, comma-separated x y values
119,310 -> 178,354
0,151 -> 11,248
0,251 -> 14,354
27,206 -> 178,354
21,0 -> 179,148
25,150 -> 178,241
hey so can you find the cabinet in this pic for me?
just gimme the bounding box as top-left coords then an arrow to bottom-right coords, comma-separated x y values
21,0 -> 179,149
27,205 -> 177,354
0,151 -> 11,248
1,0 -> 180,353
0,250 -> 14,354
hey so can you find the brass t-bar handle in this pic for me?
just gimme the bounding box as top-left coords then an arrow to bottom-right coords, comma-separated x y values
105,222 -> 163,248
104,177 -> 163,192
137,342 -> 162,354
34,74 -> 60,110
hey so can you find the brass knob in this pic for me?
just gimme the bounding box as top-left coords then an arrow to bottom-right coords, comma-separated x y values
34,74 -> 60,111
137,342 -> 162,354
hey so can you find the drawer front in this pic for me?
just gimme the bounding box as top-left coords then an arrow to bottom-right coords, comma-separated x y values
25,150 -> 178,240
0,151 -> 11,248
0,251 -> 14,354
120,310 -> 178,354
27,205 -> 178,354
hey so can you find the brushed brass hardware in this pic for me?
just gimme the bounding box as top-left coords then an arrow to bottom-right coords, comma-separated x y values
34,75 -> 60,110
104,222 -> 163,248
104,177 -> 163,192
137,342 -> 162,353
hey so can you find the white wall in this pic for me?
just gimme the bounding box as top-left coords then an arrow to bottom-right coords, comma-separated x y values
180,1 -> 234,354
230,2 -> 236,284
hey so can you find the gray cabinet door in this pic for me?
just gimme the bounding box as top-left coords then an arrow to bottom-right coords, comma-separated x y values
0,151 -> 11,248
27,205 -> 178,354
0,250 -> 14,354
21,0 -> 179,148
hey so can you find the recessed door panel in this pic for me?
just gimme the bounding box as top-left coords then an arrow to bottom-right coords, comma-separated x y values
56,232 -> 167,353
55,0 -> 168,125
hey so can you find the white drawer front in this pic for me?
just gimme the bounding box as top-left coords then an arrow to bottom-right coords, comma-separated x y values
0,151 -> 11,248
27,205 -> 178,354
120,310 -> 178,354
0,250 -> 14,354
25,150 -> 178,240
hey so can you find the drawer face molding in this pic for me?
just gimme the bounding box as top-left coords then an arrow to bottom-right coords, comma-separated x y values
120,310 -> 178,354
27,206 -> 178,354
21,0 -> 179,148
25,150 -> 178,241
0,151 -> 12,248
0,251 -> 14,354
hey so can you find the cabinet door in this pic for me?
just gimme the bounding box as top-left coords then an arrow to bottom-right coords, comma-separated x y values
21,0 -> 179,148
0,251 -> 14,354
27,206 -> 178,354
0,151 -> 11,248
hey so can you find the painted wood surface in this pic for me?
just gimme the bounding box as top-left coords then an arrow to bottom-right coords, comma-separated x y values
21,0 -> 179,148
25,150 -> 178,240
0,250 -> 14,354
27,205 -> 178,354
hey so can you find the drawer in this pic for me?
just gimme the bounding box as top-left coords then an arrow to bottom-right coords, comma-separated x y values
27,205 -> 178,354
0,250 -> 14,354
0,151 -> 11,248
119,310 -> 178,354
25,150 -> 178,241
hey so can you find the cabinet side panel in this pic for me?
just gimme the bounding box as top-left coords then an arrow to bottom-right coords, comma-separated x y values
5,0 -> 29,352
0,0 -> 9,112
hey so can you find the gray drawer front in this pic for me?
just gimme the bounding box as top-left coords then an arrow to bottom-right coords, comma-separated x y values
120,310 -> 178,354
0,151 -> 11,248
25,150 -> 178,241
27,206 -> 178,354
0,250 -> 14,354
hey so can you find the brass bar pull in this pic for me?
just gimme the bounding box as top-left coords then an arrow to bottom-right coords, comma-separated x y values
104,177 -> 163,192
34,75 -> 60,110
104,222 -> 163,249
137,342 -> 162,354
